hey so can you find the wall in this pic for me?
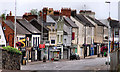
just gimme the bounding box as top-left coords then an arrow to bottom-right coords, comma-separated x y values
94,26 -> 104,43
70,16 -> 84,57
2,21 -> 14,47
110,50 -> 119,70
47,25 -> 57,46
72,28 -> 78,45
0,48 -> 21,70
0,24 -> 6,47
63,24 -> 72,46
70,16 -> 84,45
86,27 -> 92,44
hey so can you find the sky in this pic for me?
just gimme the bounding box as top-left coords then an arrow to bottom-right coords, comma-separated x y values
0,0 -> 119,20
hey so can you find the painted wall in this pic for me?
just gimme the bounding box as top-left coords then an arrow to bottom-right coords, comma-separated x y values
0,24 -> 6,47
63,24 -> 72,46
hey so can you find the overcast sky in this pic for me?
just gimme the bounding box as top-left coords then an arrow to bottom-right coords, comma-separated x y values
0,0 -> 119,20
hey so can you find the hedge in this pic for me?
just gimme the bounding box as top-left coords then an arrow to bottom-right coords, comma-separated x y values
2,46 -> 22,55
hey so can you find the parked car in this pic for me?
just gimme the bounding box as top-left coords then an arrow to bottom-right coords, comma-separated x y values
70,53 -> 80,60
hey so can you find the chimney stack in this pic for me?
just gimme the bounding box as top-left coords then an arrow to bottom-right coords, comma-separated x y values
23,12 -> 38,21
42,7 -> 48,22
71,10 -> 76,17
61,8 -> 71,18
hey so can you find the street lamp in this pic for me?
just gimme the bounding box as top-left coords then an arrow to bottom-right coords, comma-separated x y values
105,1 -> 110,70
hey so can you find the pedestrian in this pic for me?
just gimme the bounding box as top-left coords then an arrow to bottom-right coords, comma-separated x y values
101,46 -> 104,57
104,51 -> 107,57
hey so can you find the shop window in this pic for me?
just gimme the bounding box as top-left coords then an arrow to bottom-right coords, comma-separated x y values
20,37 -> 24,40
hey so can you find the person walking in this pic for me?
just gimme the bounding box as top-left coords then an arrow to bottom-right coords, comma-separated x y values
101,46 -> 104,57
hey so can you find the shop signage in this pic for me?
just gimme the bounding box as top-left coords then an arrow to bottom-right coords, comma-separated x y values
39,44 -> 45,48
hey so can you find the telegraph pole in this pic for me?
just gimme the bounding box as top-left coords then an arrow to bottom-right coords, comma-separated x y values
14,0 -> 17,48
105,1 -> 111,70
84,25 -> 86,58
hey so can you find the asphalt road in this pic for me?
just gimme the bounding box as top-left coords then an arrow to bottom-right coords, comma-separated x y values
21,57 -> 110,70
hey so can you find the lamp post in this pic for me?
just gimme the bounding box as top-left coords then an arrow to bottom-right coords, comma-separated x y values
14,0 -> 17,48
105,1 -> 110,70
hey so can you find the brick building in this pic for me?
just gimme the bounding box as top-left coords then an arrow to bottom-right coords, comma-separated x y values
2,16 -> 15,47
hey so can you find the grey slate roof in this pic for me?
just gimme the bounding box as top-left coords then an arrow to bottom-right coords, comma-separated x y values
74,14 -> 95,27
4,20 -> 14,30
110,20 -> 120,28
46,15 -> 56,23
4,20 -> 31,35
50,15 -> 59,21
16,22 -> 31,35
30,18 -> 50,31
17,19 -> 41,34
64,17 -> 78,28
87,16 -> 107,27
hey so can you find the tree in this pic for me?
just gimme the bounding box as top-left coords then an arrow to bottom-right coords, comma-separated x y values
1,13 -> 6,20
30,9 -> 38,15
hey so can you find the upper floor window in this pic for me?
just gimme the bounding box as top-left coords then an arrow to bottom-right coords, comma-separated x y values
51,40 -> 55,44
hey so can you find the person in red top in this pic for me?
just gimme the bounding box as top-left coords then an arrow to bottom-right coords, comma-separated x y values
101,46 -> 104,57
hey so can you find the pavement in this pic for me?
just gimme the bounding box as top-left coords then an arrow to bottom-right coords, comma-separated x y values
24,55 -> 104,65
21,56 -> 109,70
24,55 -> 97,65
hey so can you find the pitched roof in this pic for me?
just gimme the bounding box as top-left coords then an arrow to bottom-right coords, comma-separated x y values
4,20 -> 31,35
74,14 -> 95,27
30,18 -> 50,31
110,20 -> 120,28
4,20 -> 14,30
50,15 -> 59,21
17,19 -> 41,34
16,22 -> 31,35
87,16 -> 107,27
64,17 -> 78,28
46,15 -> 56,23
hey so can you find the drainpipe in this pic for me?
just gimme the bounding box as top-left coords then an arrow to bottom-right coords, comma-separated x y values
77,27 -> 79,55
91,27 -> 94,56
84,25 -> 86,58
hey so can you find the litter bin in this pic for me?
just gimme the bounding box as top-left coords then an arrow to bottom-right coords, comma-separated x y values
22,57 -> 27,65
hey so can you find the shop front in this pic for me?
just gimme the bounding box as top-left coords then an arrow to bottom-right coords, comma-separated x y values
50,49 -> 60,61
63,46 -> 69,59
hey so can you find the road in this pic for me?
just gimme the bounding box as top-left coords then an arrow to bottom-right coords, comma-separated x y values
21,57 -> 110,71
